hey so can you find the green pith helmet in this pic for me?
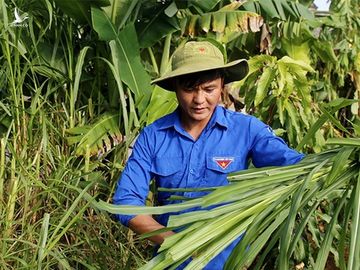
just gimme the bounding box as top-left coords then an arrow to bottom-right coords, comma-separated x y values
151,41 -> 249,91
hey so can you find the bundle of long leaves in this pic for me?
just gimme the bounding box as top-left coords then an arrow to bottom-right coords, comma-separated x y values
96,138 -> 360,269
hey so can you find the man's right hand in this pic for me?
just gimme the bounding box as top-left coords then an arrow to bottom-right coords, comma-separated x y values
128,215 -> 175,245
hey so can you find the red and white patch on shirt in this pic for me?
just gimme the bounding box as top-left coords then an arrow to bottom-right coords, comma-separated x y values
213,157 -> 234,170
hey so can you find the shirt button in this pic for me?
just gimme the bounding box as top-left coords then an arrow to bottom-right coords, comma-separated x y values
190,169 -> 194,174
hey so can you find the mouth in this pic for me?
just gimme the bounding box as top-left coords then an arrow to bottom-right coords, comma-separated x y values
192,107 -> 206,113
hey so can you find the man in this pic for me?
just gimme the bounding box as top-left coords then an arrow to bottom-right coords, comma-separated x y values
113,40 -> 304,268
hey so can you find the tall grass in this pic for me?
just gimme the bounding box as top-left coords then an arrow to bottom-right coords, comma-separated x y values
0,1 -> 149,268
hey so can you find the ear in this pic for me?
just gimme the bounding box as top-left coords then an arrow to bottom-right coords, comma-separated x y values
218,90 -> 223,103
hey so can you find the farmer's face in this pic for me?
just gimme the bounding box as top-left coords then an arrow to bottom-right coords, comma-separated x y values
175,77 -> 223,126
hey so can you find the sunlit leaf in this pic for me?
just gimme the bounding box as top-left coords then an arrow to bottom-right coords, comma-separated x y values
143,86 -> 177,125
254,66 -> 276,106
278,56 -> 314,73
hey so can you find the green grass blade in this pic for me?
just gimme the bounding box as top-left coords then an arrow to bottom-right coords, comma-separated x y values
187,217 -> 253,270
95,198 -> 202,215
228,162 -> 318,180
140,252 -> 173,270
288,201 -> 319,257
252,227 -> 283,270
139,226 -> 177,240
202,171 -> 306,207
325,146 -> 354,186
314,188 -> 349,270
339,183 -> 355,270
100,55 -> 129,136
37,213 -> 50,270
73,46 -> 90,105
279,159 -> 328,269
296,113 -> 330,151
166,211 -> 239,262
319,104 -> 351,135
45,181 -> 94,254
226,191 -> 293,268
296,99 -> 357,151
0,137 -> 6,202
316,167 -> 357,198
234,210 -> 289,269
327,138 -> 360,147
159,221 -> 207,252
172,191 -> 276,227
166,202 -> 269,263
347,173 -> 360,270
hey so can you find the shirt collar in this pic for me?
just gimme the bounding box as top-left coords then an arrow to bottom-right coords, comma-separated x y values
207,106 -> 228,130
157,106 -> 228,132
156,107 -> 181,131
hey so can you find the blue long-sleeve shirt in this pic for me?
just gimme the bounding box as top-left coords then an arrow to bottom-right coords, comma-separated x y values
113,106 -> 304,269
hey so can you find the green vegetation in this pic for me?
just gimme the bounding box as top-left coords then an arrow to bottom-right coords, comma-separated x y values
0,0 -> 359,269
99,137 -> 360,269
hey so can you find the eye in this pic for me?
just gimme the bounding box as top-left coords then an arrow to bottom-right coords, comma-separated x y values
204,87 -> 215,93
183,87 -> 194,93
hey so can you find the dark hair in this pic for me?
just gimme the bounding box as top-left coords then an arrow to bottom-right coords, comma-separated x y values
172,69 -> 225,90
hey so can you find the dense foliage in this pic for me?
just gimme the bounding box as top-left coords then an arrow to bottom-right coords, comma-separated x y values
0,0 -> 359,269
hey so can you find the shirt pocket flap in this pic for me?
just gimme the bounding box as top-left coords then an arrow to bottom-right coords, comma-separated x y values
151,157 -> 182,176
206,155 -> 240,173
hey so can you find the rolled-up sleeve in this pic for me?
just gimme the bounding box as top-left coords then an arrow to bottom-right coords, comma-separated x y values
248,116 -> 305,167
113,129 -> 154,227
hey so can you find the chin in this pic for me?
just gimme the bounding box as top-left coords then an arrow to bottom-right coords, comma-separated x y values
190,114 -> 209,121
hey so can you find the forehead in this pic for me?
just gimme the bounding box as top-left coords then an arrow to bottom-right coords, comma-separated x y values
199,78 -> 223,87
173,69 -> 224,87
175,76 -> 223,90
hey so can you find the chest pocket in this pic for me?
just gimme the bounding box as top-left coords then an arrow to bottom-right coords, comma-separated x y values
150,157 -> 184,188
203,154 -> 247,186
206,155 -> 245,173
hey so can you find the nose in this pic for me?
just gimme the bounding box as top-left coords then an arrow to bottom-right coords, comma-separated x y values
193,90 -> 205,104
